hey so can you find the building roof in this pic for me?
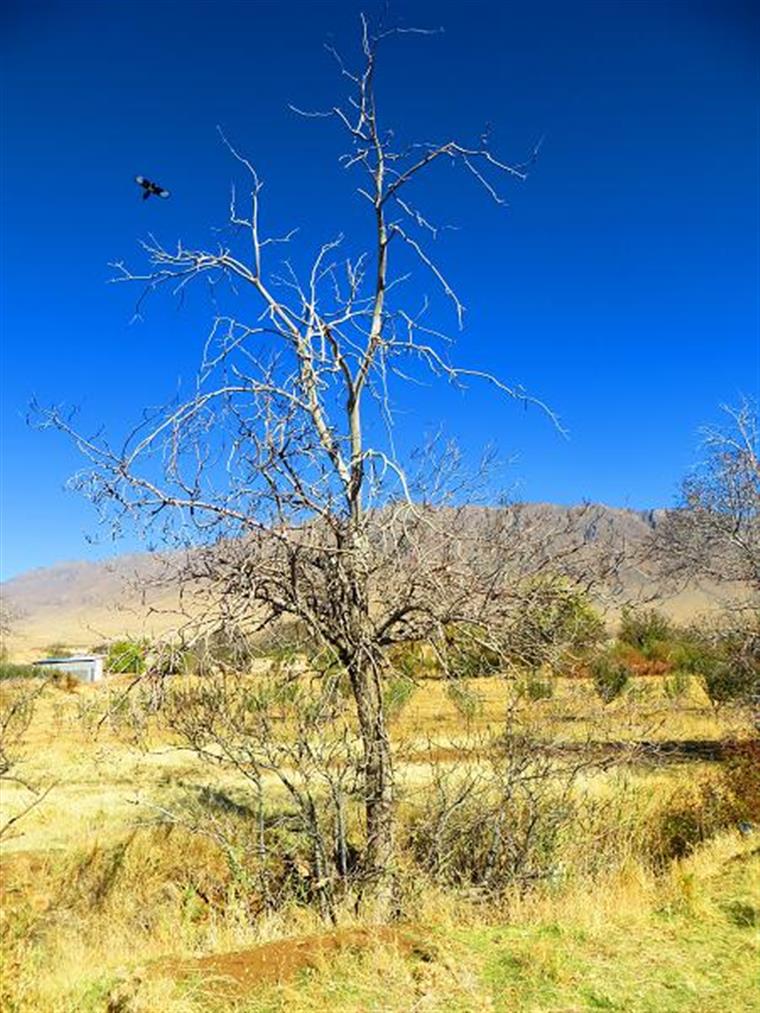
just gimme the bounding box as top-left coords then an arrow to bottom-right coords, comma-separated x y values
33,656 -> 103,665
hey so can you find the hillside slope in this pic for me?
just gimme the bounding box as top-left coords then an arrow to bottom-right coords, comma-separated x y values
1,552 -> 180,659
0,504 -> 731,660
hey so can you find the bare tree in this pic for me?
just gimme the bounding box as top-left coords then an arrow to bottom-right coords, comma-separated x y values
654,399 -> 760,727
657,398 -> 760,596
0,595 -> 20,661
39,16 -> 612,899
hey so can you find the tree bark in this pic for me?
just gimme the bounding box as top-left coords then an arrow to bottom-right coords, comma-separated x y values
346,647 -> 395,900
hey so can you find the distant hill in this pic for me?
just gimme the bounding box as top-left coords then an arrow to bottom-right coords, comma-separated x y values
1,552 -> 180,660
0,504 -> 733,661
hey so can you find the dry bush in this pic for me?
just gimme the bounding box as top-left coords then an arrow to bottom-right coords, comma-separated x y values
404,769 -> 576,895
0,678 -> 53,841
400,703 -> 605,897
645,775 -> 733,865
720,738 -> 760,822
151,670 -> 371,922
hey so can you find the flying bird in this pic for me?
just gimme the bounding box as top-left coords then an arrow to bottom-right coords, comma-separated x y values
135,175 -> 170,200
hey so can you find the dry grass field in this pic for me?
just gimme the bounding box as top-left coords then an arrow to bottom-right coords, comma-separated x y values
1,665 -> 758,1012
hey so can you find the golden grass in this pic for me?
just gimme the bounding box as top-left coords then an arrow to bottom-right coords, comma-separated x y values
5,828 -> 755,1012
255,835 -> 759,1013
1,673 -> 756,1011
398,674 -> 734,743
2,671 -> 748,857
1,671 -> 752,858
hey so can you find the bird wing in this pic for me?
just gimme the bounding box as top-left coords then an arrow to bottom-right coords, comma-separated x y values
135,175 -> 169,198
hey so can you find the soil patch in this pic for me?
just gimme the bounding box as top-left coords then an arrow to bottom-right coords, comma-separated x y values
155,926 -> 428,998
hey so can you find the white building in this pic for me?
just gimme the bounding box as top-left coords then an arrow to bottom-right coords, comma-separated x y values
33,655 -> 104,683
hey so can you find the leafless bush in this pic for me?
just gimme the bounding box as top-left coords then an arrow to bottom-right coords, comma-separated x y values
151,668 -> 368,921
656,399 -> 760,600
402,702 -> 611,896
0,679 -> 52,840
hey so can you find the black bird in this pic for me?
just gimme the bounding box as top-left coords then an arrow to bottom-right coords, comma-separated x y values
135,175 -> 170,200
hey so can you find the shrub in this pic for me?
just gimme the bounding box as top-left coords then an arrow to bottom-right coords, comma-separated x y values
149,642 -> 202,677
666,636 -> 721,676
386,640 -> 440,679
620,603 -> 672,652
518,676 -> 554,701
0,662 -> 38,681
405,774 -> 575,892
649,776 -> 730,864
645,618 -> 758,710
201,625 -> 257,672
254,620 -> 320,663
644,743 -> 760,865
443,624 -> 502,679
105,640 -> 146,675
721,739 -> 760,822
618,607 -> 672,655
701,662 -> 757,709
689,625 -> 756,708
505,579 -> 605,672
591,651 -> 631,703
384,676 -> 416,721
446,679 -> 484,720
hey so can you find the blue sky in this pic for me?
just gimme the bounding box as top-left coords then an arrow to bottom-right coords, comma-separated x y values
1,0 -> 758,579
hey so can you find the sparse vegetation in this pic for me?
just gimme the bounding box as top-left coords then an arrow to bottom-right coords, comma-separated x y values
0,666 -> 757,1011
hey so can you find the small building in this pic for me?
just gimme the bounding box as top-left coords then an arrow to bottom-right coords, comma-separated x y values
33,655 -> 104,684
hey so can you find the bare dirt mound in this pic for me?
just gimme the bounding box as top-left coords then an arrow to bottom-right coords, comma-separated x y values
156,926 -> 428,998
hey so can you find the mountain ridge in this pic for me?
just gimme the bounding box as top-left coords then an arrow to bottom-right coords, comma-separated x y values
0,503 -> 727,660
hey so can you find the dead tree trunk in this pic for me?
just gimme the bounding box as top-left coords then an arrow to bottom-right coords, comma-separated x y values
346,647 -> 394,890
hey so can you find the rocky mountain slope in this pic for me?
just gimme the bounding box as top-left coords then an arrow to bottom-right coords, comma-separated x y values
0,504 -> 730,660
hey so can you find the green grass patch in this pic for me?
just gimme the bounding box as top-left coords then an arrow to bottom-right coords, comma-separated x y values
238,842 -> 759,1012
